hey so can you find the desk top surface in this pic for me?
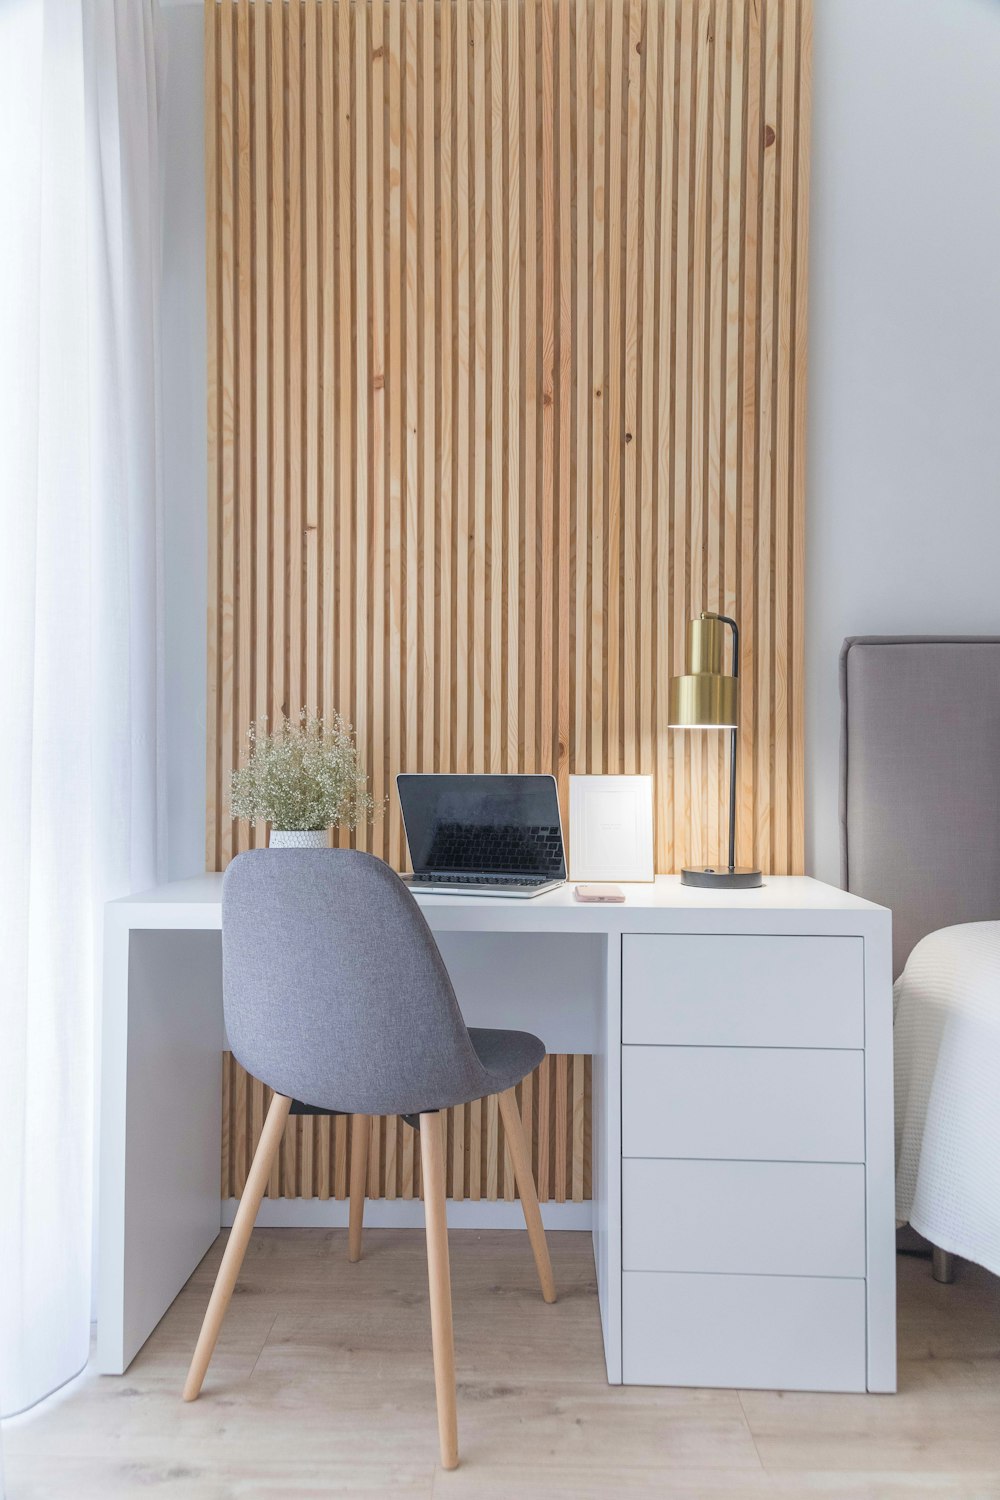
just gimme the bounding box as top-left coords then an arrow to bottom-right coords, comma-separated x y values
109,872 -> 887,935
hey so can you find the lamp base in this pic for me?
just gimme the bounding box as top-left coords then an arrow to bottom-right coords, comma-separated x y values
680,865 -> 762,890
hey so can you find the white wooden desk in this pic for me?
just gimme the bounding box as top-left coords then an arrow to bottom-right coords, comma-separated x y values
98,874 -> 895,1394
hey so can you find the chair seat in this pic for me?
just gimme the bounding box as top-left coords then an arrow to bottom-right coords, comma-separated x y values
290,1028 -> 545,1119
468,1027 -> 546,1098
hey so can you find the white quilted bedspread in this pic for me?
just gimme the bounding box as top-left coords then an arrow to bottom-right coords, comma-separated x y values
895,920 -> 1000,1275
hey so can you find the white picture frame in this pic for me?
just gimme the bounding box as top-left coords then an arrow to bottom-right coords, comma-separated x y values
568,774 -> 655,883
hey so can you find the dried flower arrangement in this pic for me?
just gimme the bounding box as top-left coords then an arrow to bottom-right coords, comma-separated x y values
230,712 -> 376,833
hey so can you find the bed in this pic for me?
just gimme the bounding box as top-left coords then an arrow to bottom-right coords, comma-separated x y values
840,636 -> 1000,1279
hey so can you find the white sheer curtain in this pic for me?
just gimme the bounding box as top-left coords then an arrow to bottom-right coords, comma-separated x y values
0,0 -> 165,1418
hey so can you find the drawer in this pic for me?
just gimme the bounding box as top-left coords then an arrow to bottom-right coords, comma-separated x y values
622,1045 -> 865,1161
622,1271 -> 867,1390
622,935 -> 864,1048
623,1159 -> 866,1277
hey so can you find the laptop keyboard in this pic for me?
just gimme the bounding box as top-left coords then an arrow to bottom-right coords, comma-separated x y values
424,821 -> 564,877
419,871 -> 551,887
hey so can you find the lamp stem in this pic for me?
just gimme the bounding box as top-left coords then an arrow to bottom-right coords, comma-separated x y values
706,612 -> 740,874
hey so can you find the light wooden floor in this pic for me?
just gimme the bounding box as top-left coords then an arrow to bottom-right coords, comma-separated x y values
6,1231 -> 1000,1499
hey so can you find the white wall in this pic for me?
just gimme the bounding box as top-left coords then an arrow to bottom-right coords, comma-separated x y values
806,0 -> 1000,882
158,0 -> 1000,882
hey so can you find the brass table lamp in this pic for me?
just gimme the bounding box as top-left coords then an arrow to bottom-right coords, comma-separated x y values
668,612 -> 761,889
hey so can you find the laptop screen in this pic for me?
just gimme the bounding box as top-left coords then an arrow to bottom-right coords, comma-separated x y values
397,775 -> 566,879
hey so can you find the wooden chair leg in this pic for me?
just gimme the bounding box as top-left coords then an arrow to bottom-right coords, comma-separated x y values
348,1113 -> 370,1263
420,1112 -> 459,1471
183,1091 -> 291,1401
498,1086 -> 556,1304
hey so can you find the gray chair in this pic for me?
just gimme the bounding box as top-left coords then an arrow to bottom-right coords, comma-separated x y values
182,849 -> 556,1470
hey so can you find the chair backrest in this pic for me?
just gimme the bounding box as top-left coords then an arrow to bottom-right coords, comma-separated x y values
222,848 -> 492,1116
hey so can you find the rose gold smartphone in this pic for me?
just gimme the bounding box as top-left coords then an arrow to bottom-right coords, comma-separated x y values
573,883 -> 626,903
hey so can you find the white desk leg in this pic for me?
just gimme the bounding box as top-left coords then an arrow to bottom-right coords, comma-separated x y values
864,919 -> 897,1392
593,933 -> 622,1384
97,922 -> 224,1374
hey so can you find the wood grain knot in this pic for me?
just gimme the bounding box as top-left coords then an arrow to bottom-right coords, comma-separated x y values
764,123 -> 776,148
625,432 -> 633,444
372,45 -> 384,61
373,372 -> 385,390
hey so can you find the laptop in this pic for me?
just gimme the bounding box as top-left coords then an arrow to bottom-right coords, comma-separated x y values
397,774 -> 567,897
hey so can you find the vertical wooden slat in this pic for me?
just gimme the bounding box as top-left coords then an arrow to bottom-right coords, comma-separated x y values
384,1109 -> 398,1199
755,0 -> 778,874
571,1052 -> 585,1201
337,0 -> 354,760
217,0 -> 235,865
439,0 -> 454,772
556,0 -> 572,805
522,0 -> 538,765
387,0 -> 404,862
604,0 -> 624,777
638,0 -> 659,792
553,1051 -> 568,1203
573,0 -> 590,771
454,0 -> 471,776
738,0 -> 762,869
655,0 -> 675,866
334,1113 -> 348,1199
539,0 -> 555,778
304,0 -> 320,715
589,0 -> 606,773
286,0 -> 303,725
505,0 -> 521,771
489,0 -> 505,773
471,0 -> 487,772
536,1052 -> 550,1201
468,1095 -> 481,1201
485,1092 -> 499,1199
205,0 -> 220,870
252,0 -> 270,852
370,0 -> 387,857
791,0 -> 812,875
401,1109 -> 415,1199
404,0 -> 420,804
451,1102 -> 465,1200
270,0 -> 286,737
232,1046 -> 247,1193
317,1112 -> 331,1200
354,0 -> 370,838
236,1 -> 253,852
621,0 -> 641,779
220,1050 -> 231,1195
421,0 -> 436,771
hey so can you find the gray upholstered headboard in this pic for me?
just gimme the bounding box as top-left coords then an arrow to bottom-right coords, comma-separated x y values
840,636 -> 1000,977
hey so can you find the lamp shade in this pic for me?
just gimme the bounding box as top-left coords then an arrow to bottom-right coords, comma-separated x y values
668,614 -> 738,728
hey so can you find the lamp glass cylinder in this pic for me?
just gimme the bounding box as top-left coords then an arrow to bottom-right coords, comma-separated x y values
668,612 -> 761,888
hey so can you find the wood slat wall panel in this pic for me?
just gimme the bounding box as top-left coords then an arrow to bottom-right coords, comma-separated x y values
206,0 -> 811,879
222,1054 -> 593,1202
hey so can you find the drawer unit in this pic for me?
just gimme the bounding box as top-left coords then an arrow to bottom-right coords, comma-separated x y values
622,1271 -> 868,1391
622,1159 -> 866,1277
622,934 -> 864,1048
622,1045 -> 865,1162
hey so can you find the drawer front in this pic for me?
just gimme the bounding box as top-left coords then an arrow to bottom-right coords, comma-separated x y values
622,1272 -> 867,1391
622,1046 -> 865,1161
622,934 -> 864,1049
623,1159 -> 866,1277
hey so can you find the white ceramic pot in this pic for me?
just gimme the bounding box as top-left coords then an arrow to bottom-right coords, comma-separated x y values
267,828 -> 329,849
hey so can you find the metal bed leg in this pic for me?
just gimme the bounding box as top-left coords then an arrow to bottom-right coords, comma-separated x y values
931,1246 -> 956,1283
